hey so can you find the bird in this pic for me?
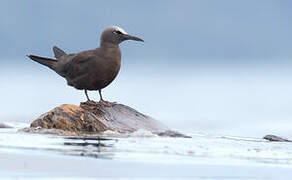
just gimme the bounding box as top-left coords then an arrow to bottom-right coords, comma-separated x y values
28,26 -> 144,102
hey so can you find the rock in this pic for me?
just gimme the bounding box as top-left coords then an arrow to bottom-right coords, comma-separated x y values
20,126 -> 79,136
0,122 -> 13,128
30,101 -> 169,134
263,135 -> 292,142
154,130 -> 192,138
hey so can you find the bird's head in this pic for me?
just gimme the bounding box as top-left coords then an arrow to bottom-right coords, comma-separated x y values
100,26 -> 144,46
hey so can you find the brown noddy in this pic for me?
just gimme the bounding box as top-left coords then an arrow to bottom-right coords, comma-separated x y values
28,26 -> 143,102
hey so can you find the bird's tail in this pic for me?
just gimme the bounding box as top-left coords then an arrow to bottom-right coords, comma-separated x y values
53,46 -> 67,58
27,55 -> 57,70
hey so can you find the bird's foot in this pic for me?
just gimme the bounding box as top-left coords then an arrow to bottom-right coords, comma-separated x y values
82,100 -> 98,105
81,100 -> 117,107
99,100 -> 117,107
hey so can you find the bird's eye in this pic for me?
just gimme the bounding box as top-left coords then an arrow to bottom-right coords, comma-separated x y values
113,30 -> 122,35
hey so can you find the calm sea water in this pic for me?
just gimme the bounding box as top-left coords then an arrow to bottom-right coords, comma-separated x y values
1,126 -> 292,179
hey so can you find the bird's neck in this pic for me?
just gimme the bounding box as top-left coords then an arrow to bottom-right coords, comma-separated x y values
98,42 -> 121,61
100,42 -> 119,49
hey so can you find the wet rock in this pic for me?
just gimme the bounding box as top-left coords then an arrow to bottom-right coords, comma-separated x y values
30,101 -> 169,134
155,130 -> 192,138
20,126 -> 79,136
0,122 -> 12,128
263,135 -> 292,142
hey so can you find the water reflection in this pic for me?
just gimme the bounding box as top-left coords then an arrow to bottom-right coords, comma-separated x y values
62,136 -> 116,159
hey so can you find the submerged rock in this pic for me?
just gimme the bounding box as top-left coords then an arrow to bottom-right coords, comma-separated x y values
0,122 -> 12,128
155,130 -> 192,138
30,101 -> 169,134
263,135 -> 292,142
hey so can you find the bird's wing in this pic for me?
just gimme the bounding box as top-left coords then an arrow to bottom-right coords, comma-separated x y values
62,51 -> 97,80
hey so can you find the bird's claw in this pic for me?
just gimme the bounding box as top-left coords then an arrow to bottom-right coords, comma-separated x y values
82,100 -> 98,105
99,100 -> 117,107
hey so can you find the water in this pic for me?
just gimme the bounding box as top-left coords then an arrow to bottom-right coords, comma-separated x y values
1,124 -> 292,179
1,60 -> 292,179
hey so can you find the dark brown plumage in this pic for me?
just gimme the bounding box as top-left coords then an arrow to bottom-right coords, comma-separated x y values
28,26 -> 143,101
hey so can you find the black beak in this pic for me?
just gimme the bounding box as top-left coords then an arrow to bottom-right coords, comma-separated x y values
123,34 -> 144,42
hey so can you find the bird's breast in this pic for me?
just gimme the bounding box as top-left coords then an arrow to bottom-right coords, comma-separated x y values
89,48 -> 121,89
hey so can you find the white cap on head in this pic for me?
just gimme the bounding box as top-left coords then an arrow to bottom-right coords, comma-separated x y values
111,26 -> 128,35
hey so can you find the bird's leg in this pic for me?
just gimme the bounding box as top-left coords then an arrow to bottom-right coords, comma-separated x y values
98,89 -> 104,102
85,89 -> 90,101
98,89 -> 117,106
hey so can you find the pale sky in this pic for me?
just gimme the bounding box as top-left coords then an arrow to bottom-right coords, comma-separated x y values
0,0 -> 291,63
